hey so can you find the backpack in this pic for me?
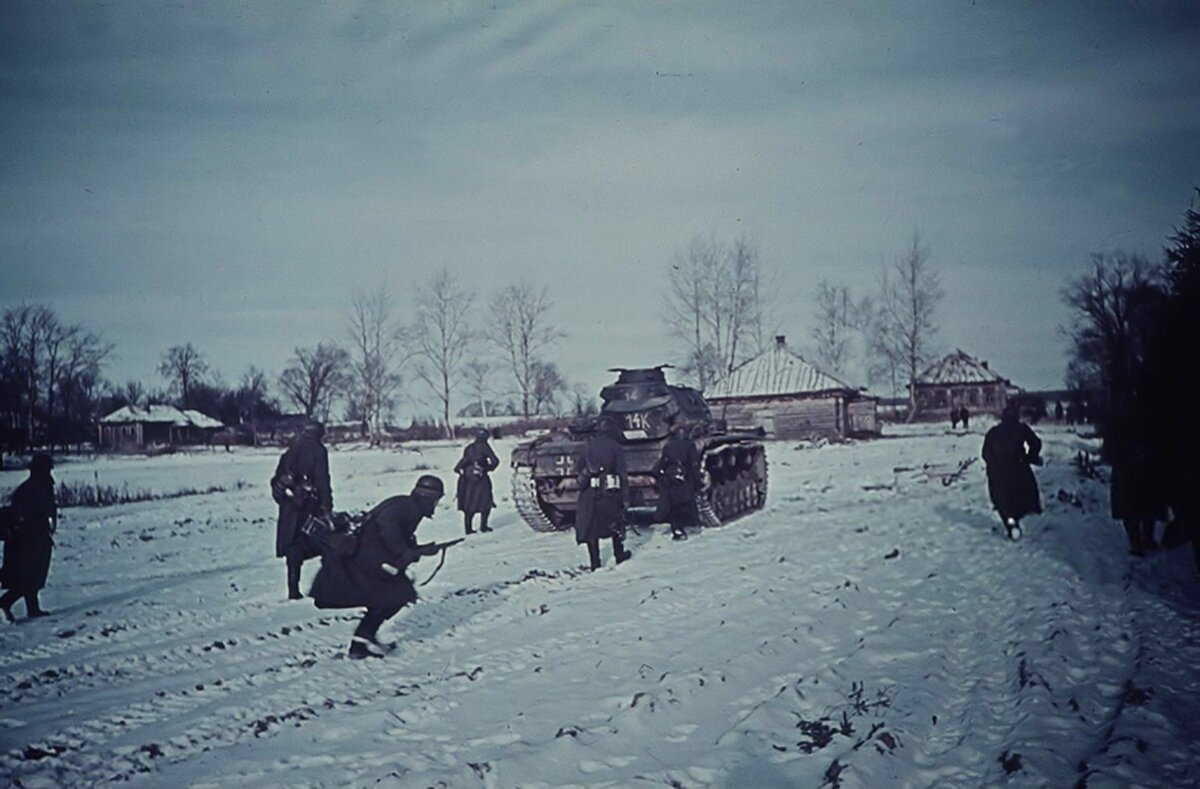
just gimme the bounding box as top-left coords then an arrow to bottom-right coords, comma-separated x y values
301,511 -> 362,558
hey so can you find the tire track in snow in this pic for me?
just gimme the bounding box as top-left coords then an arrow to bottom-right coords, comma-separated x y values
0,566 -> 585,786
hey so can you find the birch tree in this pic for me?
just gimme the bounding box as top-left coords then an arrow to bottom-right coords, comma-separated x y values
664,234 -> 769,390
810,280 -> 872,382
413,269 -> 475,438
870,232 -> 943,419
346,289 -> 409,444
488,281 -> 564,420
463,359 -> 492,419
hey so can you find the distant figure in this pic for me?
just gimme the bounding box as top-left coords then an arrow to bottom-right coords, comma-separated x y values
309,475 -> 445,659
982,403 -> 1043,541
959,406 -> 970,430
1,453 -> 57,622
454,429 -> 499,535
1108,410 -> 1166,557
575,416 -> 631,570
1054,401 -> 1065,422
271,420 -> 332,600
653,422 -> 702,540
950,408 -> 960,430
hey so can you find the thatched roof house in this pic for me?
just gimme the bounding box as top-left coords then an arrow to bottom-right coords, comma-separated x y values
910,349 -> 1012,421
706,336 -> 878,440
98,405 -> 224,450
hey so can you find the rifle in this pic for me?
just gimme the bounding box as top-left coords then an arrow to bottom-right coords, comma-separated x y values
418,537 -> 465,586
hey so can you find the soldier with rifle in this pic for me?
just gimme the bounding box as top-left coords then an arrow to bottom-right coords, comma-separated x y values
309,475 -> 458,659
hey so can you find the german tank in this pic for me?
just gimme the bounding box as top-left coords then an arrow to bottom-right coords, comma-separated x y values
510,366 -> 768,532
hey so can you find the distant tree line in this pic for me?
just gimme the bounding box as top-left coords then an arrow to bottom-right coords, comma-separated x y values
0,270 -> 584,457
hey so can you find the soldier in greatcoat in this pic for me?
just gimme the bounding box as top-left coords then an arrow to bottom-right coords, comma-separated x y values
1107,406 -> 1167,557
574,416 -> 631,570
653,422 -> 702,541
271,420 -> 333,600
309,475 -> 445,659
982,403 -> 1043,541
1,453 -> 56,622
454,429 -> 499,534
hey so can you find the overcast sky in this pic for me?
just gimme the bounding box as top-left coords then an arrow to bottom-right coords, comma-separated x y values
2,1 -> 1198,416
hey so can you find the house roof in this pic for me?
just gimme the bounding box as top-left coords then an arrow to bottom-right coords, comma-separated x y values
100,405 -> 223,428
915,349 -> 1009,386
707,337 -> 861,400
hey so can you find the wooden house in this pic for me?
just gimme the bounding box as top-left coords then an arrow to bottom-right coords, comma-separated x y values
910,349 -> 1011,421
706,336 -> 878,440
98,405 -> 224,451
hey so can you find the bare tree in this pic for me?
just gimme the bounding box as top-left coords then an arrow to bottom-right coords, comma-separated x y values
346,289 -> 409,444
568,381 -> 597,417
810,280 -> 867,379
1060,252 -> 1164,422
55,326 -> 112,444
1,304 -> 112,448
159,343 -> 209,407
463,358 -> 493,419
279,342 -> 349,420
530,360 -> 566,416
111,380 -> 147,409
664,234 -> 769,390
488,281 -> 564,420
237,366 -> 270,445
413,269 -> 475,438
870,232 -> 943,419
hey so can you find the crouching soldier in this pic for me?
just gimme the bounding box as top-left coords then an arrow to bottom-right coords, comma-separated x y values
309,475 -> 446,659
575,416 -> 631,570
271,420 -> 332,600
654,422 -> 702,541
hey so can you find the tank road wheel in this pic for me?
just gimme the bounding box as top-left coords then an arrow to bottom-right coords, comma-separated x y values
695,442 -> 769,527
511,465 -> 567,532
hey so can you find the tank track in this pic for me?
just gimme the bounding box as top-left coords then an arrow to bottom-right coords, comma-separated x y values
511,464 -> 563,532
696,444 -> 769,528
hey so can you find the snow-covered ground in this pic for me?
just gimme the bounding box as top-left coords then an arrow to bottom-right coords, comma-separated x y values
2,425 -> 1198,788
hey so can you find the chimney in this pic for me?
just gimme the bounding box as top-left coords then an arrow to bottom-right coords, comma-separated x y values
775,335 -> 786,348
981,360 -> 989,370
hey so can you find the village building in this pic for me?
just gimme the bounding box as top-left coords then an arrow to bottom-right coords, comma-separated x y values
98,405 -> 225,451
910,349 -> 1011,421
705,336 -> 878,440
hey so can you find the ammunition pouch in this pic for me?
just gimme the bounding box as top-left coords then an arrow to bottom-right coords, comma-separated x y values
588,474 -> 621,491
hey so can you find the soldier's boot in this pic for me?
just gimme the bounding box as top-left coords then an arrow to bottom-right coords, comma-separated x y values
0,590 -> 18,624
479,512 -> 492,533
364,634 -> 397,654
464,514 -> 475,535
286,557 -> 304,600
1006,518 -> 1022,541
587,540 -> 602,571
348,636 -> 392,660
613,536 -> 632,564
347,638 -> 375,660
1124,520 -> 1145,556
1141,520 -> 1158,551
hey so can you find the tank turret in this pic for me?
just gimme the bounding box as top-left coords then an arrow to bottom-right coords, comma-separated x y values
511,366 -> 768,531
